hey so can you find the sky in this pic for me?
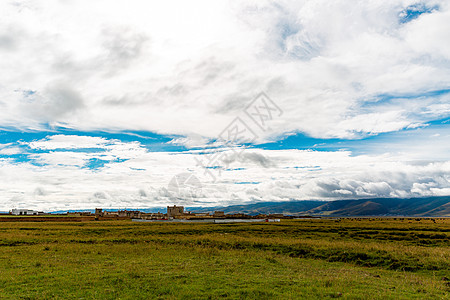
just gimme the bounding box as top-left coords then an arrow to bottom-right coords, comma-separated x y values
0,0 -> 449,211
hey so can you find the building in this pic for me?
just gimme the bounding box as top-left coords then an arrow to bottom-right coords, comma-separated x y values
226,213 -> 250,219
167,205 -> 184,218
117,210 -> 141,218
141,212 -> 165,220
10,209 -> 43,216
213,211 -> 225,218
268,214 -> 284,218
67,211 -> 92,216
103,211 -> 119,217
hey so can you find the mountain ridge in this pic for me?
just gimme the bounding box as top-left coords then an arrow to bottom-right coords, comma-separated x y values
191,196 -> 450,217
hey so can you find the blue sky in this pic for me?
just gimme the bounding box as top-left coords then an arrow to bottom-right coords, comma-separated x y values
1,117 -> 448,167
0,0 -> 449,210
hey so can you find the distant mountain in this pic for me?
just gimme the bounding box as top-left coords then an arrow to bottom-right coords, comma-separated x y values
191,196 -> 450,217
192,201 -> 323,216
47,196 -> 450,217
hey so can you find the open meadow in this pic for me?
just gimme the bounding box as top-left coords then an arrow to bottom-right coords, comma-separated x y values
0,218 -> 449,299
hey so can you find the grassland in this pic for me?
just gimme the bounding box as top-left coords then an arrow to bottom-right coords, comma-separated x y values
0,218 -> 448,299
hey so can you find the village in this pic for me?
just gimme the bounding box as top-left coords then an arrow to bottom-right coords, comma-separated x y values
7,205 -> 287,222
79,205 -> 285,221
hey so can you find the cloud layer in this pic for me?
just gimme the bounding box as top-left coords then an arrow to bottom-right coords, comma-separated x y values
0,0 -> 449,141
0,134 -> 448,211
0,1 -> 449,210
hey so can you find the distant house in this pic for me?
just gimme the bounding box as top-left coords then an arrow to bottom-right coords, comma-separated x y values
11,209 -> 43,216
141,212 -> 165,220
268,214 -> 284,218
94,208 -> 141,219
67,211 -> 92,216
117,210 -> 141,218
213,211 -> 225,218
167,205 -> 184,218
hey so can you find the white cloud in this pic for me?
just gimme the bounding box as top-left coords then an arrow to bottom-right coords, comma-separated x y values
27,135 -> 110,150
0,144 -> 22,155
168,135 -> 211,149
0,134 -> 448,211
0,0 -> 449,140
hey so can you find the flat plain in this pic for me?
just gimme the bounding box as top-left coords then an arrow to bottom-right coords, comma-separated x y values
0,218 -> 448,299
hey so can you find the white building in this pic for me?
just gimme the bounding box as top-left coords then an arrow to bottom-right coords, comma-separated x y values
11,209 -> 43,216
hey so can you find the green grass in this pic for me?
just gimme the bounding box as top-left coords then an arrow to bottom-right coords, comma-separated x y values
0,218 -> 448,299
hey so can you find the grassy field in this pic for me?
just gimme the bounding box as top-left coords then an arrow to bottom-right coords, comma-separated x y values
0,218 -> 448,299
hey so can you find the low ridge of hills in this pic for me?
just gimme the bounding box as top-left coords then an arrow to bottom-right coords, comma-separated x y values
192,196 -> 450,217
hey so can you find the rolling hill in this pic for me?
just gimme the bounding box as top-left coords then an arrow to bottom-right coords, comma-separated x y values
192,196 -> 450,217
